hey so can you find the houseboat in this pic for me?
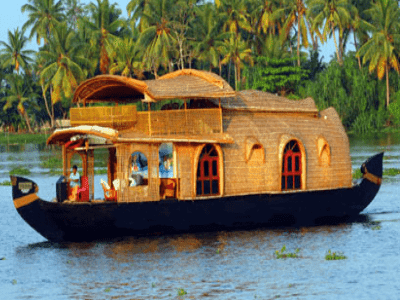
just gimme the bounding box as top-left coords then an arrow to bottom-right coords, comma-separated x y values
11,69 -> 383,242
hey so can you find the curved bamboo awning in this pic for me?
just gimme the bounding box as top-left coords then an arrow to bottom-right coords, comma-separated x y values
73,69 -> 236,105
47,125 -> 119,145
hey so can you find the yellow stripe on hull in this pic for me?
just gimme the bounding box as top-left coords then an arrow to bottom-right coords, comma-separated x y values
14,193 -> 39,209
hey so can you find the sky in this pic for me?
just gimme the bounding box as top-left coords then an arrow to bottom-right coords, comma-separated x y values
0,0 -> 348,64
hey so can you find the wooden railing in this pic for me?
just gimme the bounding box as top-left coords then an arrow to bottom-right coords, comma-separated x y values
70,106 -> 137,130
138,108 -> 223,136
70,106 -> 222,136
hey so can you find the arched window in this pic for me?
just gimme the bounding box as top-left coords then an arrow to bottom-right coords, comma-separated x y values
159,143 -> 173,178
196,144 -> 220,196
129,151 -> 148,186
245,137 -> 265,165
281,140 -> 302,190
317,137 -> 331,166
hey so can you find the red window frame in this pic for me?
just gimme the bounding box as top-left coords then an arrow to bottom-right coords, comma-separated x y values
282,141 -> 302,190
196,145 -> 220,196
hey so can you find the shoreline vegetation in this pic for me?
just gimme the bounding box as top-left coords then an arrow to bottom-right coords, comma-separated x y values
1,0 -> 400,135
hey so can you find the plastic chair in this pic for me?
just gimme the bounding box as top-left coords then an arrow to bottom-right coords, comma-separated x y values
77,176 -> 90,202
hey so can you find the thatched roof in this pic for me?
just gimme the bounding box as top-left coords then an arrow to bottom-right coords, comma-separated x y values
213,90 -> 318,113
47,125 -> 118,145
73,69 -> 235,104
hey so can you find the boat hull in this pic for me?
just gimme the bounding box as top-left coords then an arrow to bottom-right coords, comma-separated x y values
11,153 -> 383,242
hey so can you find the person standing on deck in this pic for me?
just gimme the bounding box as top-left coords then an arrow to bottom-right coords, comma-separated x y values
68,165 -> 80,201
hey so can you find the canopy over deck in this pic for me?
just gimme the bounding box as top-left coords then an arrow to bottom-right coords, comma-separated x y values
73,69 -> 236,104
47,125 -> 119,145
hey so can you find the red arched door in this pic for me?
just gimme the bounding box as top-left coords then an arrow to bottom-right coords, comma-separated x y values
196,145 -> 220,196
282,140 -> 302,190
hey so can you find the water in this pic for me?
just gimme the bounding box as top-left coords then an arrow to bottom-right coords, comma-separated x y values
1,133 -> 400,299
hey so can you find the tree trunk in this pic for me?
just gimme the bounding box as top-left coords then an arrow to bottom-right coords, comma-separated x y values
332,24 -> 342,66
297,17 -> 301,67
353,32 -> 362,70
42,83 -> 55,129
234,61 -> 238,91
386,65 -> 390,107
20,111 -> 33,133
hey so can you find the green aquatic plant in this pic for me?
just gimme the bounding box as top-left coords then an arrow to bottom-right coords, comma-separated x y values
325,250 -> 347,260
9,167 -> 31,175
12,279 -> 17,285
275,245 -> 300,259
352,169 -> 362,179
104,287 -> 111,292
0,180 -> 11,186
40,156 -> 62,169
177,288 -> 187,296
383,168 -> 400,176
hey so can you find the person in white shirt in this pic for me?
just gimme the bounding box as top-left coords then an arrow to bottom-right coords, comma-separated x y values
68,165 -> 80,200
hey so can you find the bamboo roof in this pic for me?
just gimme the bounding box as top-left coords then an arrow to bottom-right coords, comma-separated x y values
47,125 -> 118,145
73,69 -> 235,104
214,90 -> 318,113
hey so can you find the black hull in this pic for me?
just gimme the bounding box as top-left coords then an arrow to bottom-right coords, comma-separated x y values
11,153 -> 384,242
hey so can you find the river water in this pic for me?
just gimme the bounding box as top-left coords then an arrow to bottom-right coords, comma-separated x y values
1,133 -> 400,299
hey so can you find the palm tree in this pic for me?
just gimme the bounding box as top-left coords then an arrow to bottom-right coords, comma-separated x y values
21,0 -> 64,45
127,0 -> 152,31
83,0 -> 126,74
137,0 -> 176,77
109,36 -> 143,77
38,22 -> 90,126
0,28 -> 35,73
250,0 -> 284,36
307,0 -> 352,65
220,35 -> 253,90
193,3 -> 229,72
356,0 -> 400,107
64,0 -> 87,31
215,0 -> 252,38
281,0 -> 309,66
2,73 -> 38,133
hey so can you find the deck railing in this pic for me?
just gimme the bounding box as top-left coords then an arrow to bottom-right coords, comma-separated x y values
70,106 -> 137,130
70,106 -> 223,136
138,108 -> 223,136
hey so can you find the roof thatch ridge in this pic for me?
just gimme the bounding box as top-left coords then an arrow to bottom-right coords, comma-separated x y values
158,69 -> 226,89
218,90 -> 318,112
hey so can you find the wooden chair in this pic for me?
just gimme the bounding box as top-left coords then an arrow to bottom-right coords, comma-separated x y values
76,176 -> 90,202
160,178 -> 176,199
101,179 -> 117,202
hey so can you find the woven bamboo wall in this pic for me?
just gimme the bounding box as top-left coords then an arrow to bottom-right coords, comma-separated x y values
134,108 -> 222,136
220,107 -> 352,196
175,144 -> 197,199
70,106 -> 137,129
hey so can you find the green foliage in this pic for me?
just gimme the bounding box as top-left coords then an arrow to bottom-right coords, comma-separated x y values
0,180 -> 12,186
352,168 -> 362,179
325,250 -> 347,260
275,245 -> 300,259
300,53 -> 392,132
9,167 -> 31,175
40,156 -> 62,169
251,57 -> 308,95
177,288 -> 187,296
388,92 -> 400,126
383,168 -> 400,176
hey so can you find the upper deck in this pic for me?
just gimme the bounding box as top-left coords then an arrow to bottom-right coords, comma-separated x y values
70,105 -> 223,136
